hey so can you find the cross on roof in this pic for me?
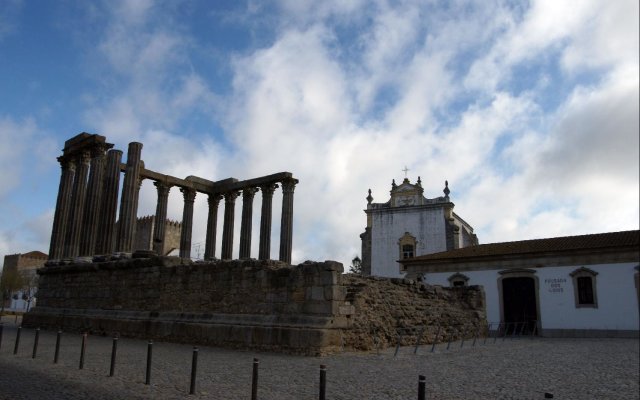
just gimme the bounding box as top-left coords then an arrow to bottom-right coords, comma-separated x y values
402,166 -> 410,179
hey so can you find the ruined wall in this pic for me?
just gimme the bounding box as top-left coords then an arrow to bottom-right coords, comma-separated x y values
342,275 -> 486,351
24,257 -> 351,355
23,257 -> 486,355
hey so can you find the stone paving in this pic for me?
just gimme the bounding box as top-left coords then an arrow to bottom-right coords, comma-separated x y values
0,316 -> 638,400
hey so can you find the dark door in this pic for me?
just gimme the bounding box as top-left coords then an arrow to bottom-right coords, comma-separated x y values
502,277 -> 537,334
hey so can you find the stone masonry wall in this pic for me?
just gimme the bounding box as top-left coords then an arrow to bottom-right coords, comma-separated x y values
23,257 -> 486,355
342,274 -> 486,351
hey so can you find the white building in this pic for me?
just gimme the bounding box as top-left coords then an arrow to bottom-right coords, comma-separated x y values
360,176 -> 477,278
401,230 -> 640,338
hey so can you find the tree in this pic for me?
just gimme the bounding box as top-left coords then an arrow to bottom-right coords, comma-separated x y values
349,256 -> 362,274
0,268 -> 28,314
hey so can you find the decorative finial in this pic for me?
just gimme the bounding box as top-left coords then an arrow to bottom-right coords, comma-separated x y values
391,179 -> 397,190
417,176 -> 422,186
366,189 -> 373,204
443,180 -> 450,197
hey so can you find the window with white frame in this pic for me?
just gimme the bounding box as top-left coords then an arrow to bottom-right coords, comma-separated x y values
570,267 -> 598,308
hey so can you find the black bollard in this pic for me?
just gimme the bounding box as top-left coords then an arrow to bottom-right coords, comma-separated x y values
13,326 -> 21,355
511,322 -> 519,339
109,337 -> 118,377
414,326 -> 426,354
0,322 -> 3,349
446,331 -> 453,351
14,314 -> 18,324
319,365 -> 327,400
460,328 -> 467,348
251,357 -> 258,400
418,375 -> 426,400
394,332 -> 403,357
472,326 -> 479,347
502,323 -> 509,342
484,323 -> 492,345
430,325 -> 441,353
54,330 -> 62,364
32,328 -> 40,359
145,340 -> 153,385
79,333 -> 87,369
190,347 -> 199,395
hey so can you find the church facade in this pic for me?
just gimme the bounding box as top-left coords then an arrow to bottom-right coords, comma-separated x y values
401,230 -> 640,338
360,176 -> 478,278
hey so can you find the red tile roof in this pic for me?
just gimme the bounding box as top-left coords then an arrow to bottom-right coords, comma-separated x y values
403,230 -> 640,264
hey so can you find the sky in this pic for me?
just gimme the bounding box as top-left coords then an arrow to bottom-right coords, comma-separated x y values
0,0 -> 638,269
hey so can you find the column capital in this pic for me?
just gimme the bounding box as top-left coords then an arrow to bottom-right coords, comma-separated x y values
224,191 -> 241,204
153,181 -> 171,196
57,156 -> 77,171
242,187 -> 259,198
76,149 -> 92,165
180,187 -> 197,202
208,193 -> 223,206
259,182 -> 279,196
90,143 -> 109,158
280,178 -> 298,193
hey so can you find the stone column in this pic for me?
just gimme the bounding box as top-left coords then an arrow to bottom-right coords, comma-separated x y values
258,183 -> 278,260
239,187 -> 259,259
63,150 -> 91,258
152,182 -> 171,255
204,193 -> 222,260
95,149 -> 122,255
278,178 -> 298,264
179,187 -> 197,258
115,142 -> 143,253
48,157 -> 76,260
79,145 -> 107,256
221,191 -> 239,260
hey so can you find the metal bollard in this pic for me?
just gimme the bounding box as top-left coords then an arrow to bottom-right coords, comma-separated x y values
418,375 -> 426,400
502,323 -> 509,342
109,337 -> 118,377
446,331 -> 453,351
0,322 -> 4,349
484,323 -> 492,345
79,333 -> 87,369
145,340 -> 153,385
13,326 -> 21,355
54,330 -> 62,363
430,325 -> 441,353
511,322 -> 519,339
460,328 -> 467,348
414,326 -> 426,354
493,323 -> 501,344
14,314 -> 18,324
394,332 -> 403,357
190,347 -> 199,395
250,357 -> 258,400
472,326 -> 479,347
319,365 -> 327,400
32,328 -> 40,359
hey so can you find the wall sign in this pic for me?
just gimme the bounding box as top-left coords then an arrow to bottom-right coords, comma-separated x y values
544,278 -> 566,293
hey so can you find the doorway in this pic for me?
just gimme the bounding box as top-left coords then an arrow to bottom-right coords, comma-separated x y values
501,276 -> 538,334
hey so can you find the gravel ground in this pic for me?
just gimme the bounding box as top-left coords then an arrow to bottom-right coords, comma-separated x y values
0,317 -> 638,400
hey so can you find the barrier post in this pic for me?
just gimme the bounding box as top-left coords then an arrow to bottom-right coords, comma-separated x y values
32,327 -> 40,358
145,340 -> 153,385
430,325 -> 441,353
250,357 -> 258,400
13,326 -> 21,355
190,347 -> 199,395
109,337 -> 118,377
54,330 -> 62,363
418,375 -> 426,400
319,364 -> 327,400
79,333 -> 87,369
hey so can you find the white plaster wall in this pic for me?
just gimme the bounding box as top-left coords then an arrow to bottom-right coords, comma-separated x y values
371,207 -> 447,278
423,262 -> 639,332
537,263 -> 639,330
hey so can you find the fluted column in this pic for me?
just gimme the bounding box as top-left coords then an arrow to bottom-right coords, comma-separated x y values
63,150 -> 91,258
48,157 -> 76,260
179,187 -> 196,258
79,145 -> 108,256
279,178 -> 298,264
95,149 -> 122,255
204,193 -> 223,260
258,183 -> 278,260
152,182 -> 171,255
221,191 -> 239,260
239,187 -> 259,259
116,142 -> 143,252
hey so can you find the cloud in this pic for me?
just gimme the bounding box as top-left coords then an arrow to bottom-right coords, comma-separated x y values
0,0 -> 22,42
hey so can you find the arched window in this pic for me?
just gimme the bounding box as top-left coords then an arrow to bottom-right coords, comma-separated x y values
570,267 -> 598,308
448,272 -> 469,287
398,232 -> 417,272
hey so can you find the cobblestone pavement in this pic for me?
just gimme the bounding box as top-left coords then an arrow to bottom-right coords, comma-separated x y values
0,317 -> 638,399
